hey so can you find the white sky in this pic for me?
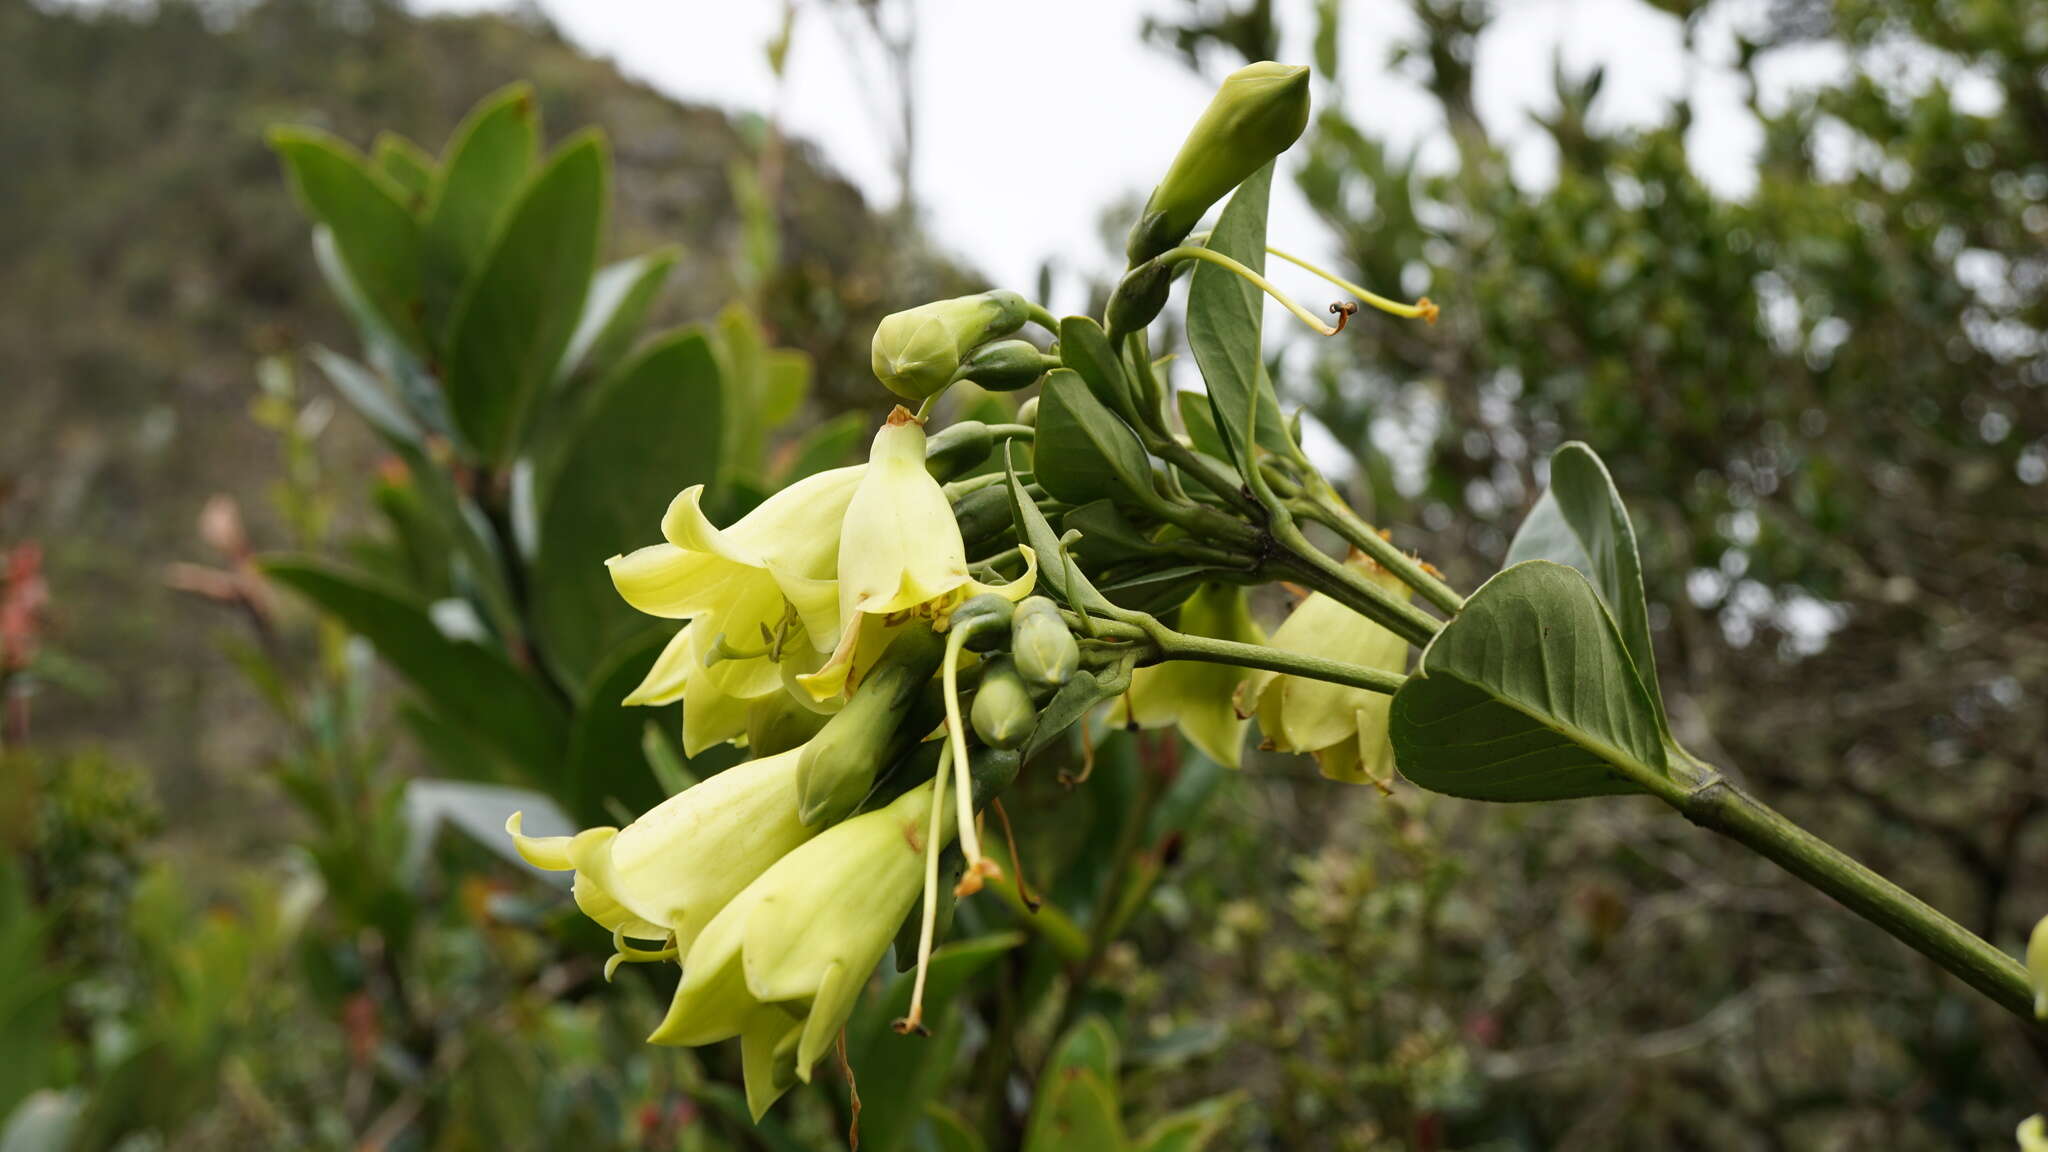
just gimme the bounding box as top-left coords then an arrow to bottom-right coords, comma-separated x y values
411,0 -> 1868,310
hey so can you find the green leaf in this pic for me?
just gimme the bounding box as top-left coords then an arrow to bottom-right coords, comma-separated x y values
1175,389 -> 1229,460
263,557 -> 566,780
1003,443 -> 1114,616
554,249 -> 677,388
1185,161 -> 1292,469
424,87 -> 539,324
370,132 -> 436,207
1133,1096 -> 1240,1152
1024,1017 -> 1126,1152
1390,560 -> 1675,803
1035,369 -> 1159,509
1058,315 -> 1139,423
561,631 -> 677,824
713,304 -> 811,479
1024,654 -> 1136,762
309,345 -> 419,448
1505,441 -> 1667,733
532,329 -> 725,693
272,127 -> 426,353
443,132 -> 608,463
779,411 -> 866,482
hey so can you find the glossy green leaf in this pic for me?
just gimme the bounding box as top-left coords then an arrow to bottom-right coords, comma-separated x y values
423,83 -> 539,328
532,329 -> 725,694
1035,369 -> 1158,509
271,127 -> 425,353
553,249 -> 676,388
1390,560 -> 1674,802
1185,161 -> 1292,469
561,630 -> 676,824
1505,441 -> 1667,733
370,131 -> 436,207
262,557 -> 566,780
442,132 -> 607,463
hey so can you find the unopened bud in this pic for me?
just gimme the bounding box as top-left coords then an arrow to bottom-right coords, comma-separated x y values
948,592 -> 1016,652
1011,596 -> 1079,688
1104,260 -> 1174,341
1125,62 -> 1312,265
1016,396 -> 1039,427
970,657 -> 1036,750
871,290 -> 1032,401
952,484 -> 1015,549
925,421 -> 994,482
957,339 -> 1058,392
797,626 -> 946,825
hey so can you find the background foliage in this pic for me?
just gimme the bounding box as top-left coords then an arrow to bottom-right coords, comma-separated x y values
2,0 -> 2044,1148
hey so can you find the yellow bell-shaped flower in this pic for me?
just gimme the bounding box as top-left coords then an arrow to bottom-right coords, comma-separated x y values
650,776 -> 951,1118
608,465 -> 862,753
800,408 -> 1034,701
1236,557 -> 1411,787
1110,582 -> 1264,768
504,743 -> 820,958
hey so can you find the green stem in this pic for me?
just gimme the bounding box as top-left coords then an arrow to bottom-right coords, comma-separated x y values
985,422 -> 1036,442
1147,623 -> 1405,695
1155,246 -> 1342,336
1297,485 -> 1466,615
1025,302 -> 1060,336
1264,244 -> 1438,323
1273,523 -> 1442,647
1675,778 -> 2035,1020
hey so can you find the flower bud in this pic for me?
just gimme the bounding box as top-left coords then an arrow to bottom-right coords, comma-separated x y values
957,339 -> 1058,392
1125,62 -> 1312,265
1012,596 -> 1079,688
797,625 -> 946,826
1104,260 -> 1174,341
2029,912 -> 2048,1019
952,484 -> 1016,550
950,591 -> 1015,652
970,657 -> 1036,750
870,290 -> 1032,402
1016,395 -> 1039,427
925,420 -> 993,482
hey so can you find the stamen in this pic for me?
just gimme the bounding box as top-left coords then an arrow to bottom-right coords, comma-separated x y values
1156,246 -> 1343,336
892,743 -> 950,1036
941,625 -> 1002,897
1265,245 -> 1438,324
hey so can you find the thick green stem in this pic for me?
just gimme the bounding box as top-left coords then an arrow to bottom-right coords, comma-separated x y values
1149,626 -> 1405,695
1297,486 -> 1466,615
1676,778 -> 2035,1020
1273,525 -> 1442,648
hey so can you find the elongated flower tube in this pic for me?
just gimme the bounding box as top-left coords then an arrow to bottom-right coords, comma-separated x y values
650,776 -> 955,1118
1110,582 -> 1264,768
870,289 -> 1031,401
1235,557 -> 1410,787
2028,912 -> 2048,1019
504,744 -> 820,963
609,466 -> 863,754
800,407 -> 1035,701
